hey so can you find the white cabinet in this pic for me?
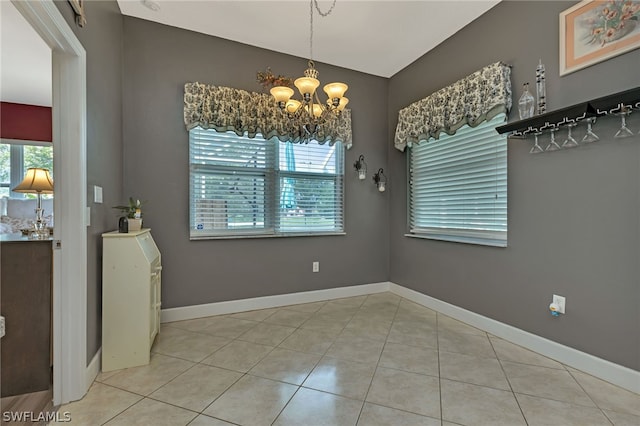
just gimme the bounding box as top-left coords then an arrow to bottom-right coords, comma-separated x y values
102,229 -> 161,372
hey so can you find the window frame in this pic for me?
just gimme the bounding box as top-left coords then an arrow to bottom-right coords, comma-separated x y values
189,128 -> 345,240
406,114 -> 508,247
0,140 -> 53,198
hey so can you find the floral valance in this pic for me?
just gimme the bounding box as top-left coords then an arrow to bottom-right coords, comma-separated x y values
394,62 -> 512,151
184,82 -> 352,148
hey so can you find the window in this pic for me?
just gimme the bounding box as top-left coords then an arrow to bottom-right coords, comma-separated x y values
408,113 -> 507,247
0,142 -> 54,198
189,127 -> 344,239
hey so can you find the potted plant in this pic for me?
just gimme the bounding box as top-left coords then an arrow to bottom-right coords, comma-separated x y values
113,197 -> 143,232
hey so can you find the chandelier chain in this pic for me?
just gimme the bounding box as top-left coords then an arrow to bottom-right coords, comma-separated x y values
314,0 -> 337,17
309,0 -> 337,61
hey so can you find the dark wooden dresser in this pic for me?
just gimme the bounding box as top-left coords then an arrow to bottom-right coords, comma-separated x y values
0,235 -> 52,397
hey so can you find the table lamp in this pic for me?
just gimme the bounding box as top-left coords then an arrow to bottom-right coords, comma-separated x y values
13,168 -> 54,239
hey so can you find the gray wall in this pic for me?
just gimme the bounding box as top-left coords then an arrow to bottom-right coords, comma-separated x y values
388,1 -> 640,370
53,0 -> 639,371
55,0 -> 124,363
122,18 -> 389,309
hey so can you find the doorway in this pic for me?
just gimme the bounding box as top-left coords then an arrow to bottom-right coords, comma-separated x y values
9,0 -> 88,405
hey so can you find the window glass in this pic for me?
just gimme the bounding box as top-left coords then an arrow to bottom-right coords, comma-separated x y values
0,143 -> 53,199
189,128 -> 343,239
0,144 -> 10,198
408,113 -> 507,246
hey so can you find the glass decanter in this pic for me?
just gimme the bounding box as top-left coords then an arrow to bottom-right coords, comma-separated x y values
518,83 -> 535,120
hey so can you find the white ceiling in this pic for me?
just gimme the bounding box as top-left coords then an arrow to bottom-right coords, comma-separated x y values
1,0 -> 501,107
0,1 -> 52,106
117,0 -> 501,78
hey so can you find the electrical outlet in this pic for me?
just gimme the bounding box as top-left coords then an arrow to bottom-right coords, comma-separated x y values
312,261 -> 319,273
553,294 -> 566,314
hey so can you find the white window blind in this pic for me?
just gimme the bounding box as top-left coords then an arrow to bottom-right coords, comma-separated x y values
409,113 -> 507,246
189,127 -> 343,239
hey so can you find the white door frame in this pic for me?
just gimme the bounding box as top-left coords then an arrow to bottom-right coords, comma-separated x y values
11,0 -> 88,405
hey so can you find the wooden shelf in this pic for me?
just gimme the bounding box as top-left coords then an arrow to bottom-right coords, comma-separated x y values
497,86 -> 640,137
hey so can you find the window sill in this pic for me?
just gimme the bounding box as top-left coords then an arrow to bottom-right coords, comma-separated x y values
191,232 -> 346,241
404,233 -> 507,248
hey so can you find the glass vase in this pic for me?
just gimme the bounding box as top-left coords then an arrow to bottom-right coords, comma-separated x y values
518,83 -> 535,120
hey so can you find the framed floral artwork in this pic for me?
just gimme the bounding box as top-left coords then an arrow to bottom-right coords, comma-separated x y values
560,0 -> 640,76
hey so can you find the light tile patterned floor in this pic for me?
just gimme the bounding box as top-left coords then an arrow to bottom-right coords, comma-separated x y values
53,292 -> 639,425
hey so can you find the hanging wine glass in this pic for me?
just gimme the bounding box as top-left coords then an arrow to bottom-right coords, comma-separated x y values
530,130 -> 544,154
561,121 -> 579,148
545,126 -> 561,152
614,106 -> 634,138
581,117 -> 599,143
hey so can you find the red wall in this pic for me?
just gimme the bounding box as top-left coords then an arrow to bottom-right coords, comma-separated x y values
0,102 -> 52,142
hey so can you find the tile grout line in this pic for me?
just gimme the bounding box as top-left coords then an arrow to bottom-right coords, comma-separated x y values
269,297 -> 362,425
269,304 -> 341,425
563,368 -> 616,425
356,297 -> 442,421
436,312 -> 443,425
95,383 -> 144,426
490,348 -> 618,413
87,292 -> 634,425
161,308 -> 292,423
195,307 -> 296,424
488,332 -> 530,426
353,294 -> 402,425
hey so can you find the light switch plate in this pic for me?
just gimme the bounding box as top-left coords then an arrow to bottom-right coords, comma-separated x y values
94,185 -> 103,203
0,316 -> 5,338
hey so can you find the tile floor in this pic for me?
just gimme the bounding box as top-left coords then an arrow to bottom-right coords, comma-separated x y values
53,292 -> 639,425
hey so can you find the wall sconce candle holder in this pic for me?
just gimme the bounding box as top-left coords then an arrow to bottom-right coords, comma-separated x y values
373,168 -> 387,192
353,155 -> 367,180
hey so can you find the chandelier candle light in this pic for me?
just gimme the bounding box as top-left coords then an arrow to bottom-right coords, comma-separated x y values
269,0 -> 349,137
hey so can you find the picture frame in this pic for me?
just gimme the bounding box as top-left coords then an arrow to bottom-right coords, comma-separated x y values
559,0 -> 640,76
68,0 -> 86,27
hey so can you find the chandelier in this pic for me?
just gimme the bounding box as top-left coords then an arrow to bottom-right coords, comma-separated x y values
269,0 -> 349,138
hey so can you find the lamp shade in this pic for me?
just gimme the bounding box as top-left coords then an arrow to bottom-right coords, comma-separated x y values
270,86 -> 294,103
286,99 -> 301,114
13,168 -> 54,194
323,82 -> 348,100
311,104 -> 323,118
337,97 -> 349,111
294,76 -> 320,97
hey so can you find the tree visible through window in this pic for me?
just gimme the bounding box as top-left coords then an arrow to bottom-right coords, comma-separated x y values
0,143 -> 53,198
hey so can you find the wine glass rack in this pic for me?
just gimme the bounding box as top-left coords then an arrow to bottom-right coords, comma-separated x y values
496,86 -> 640,138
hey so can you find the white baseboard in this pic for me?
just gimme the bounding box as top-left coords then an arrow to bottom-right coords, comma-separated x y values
85,349 -> 101,390
388,283 -> 640,395
161,282 -> 391,323
159,280 -> 638,394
